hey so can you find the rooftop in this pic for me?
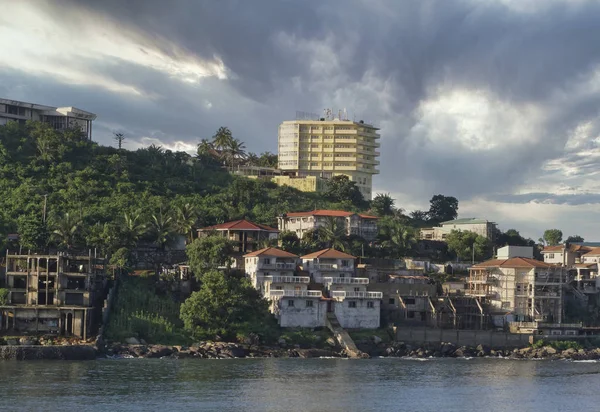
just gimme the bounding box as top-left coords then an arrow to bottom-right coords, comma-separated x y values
284,210 -> 378,219
472,257 -> 553,269
440,218 -> 495,225
244,247 -> 298,258
198,219 -> 278,232
583,247 -> 600,257
301,248 -> 356,260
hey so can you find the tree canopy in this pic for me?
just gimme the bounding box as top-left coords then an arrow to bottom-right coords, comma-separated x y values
446,230 -> 491,262
427,194 -> 459,224
543,229 -> 563,246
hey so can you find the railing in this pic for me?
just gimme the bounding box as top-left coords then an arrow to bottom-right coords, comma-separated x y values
314,264 -> 353,271
323,277 -> 369,285
262,276 -> 310,284
269,290 -> 322,298
469,275 -> 492,284
261,262 -> 296,270
331,291 -> 382,299
535,291 -> 560,297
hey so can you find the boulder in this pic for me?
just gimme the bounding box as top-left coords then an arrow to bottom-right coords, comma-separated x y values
372,335 -> 383,345
325,337 -> 337,347
544,346 -> 557,355
296,348 -> 338,358
146,345 -> 174,358
19,337 -> 35,346
219,345 -> 247,358
125,337 -> 140,345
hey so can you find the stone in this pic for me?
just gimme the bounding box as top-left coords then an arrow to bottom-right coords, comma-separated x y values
325,337 -> 337,347
219,345 -> 246,358
372,335 -> 382,345
544,346 -> 557,355
146,345 -> 174,358
19,337 -> 35,346
140,339 -> 147,345
125,337 -> 140,345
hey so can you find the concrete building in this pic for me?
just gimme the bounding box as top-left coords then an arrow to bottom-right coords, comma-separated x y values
0,97 -> 96,140
301,248 -> 357,284
0,252 -> 106,338
278,210 -> 379,241
271,175 -> 328,193
277,115 -> 380,199
420,218 -> 497,242
467,253 -> 567,328
541,244 -> 593,266
197,219 -> 279,256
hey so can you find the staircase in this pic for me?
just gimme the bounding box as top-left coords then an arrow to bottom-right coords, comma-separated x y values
326,312 -> 368,358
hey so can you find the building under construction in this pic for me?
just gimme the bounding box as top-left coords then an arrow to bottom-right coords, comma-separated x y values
0,251 -> 106,339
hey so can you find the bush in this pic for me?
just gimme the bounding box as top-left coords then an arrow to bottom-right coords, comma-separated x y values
279,329 -> 331,348
532,339 -> 583,351
0,288 -> 8,306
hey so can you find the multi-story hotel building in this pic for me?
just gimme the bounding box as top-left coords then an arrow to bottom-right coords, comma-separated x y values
277,115 -> 380,199
0,98 -> 96,140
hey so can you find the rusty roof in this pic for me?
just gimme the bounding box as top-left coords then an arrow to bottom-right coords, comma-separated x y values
301,248 -> 356,259
243,247 -> 299,258
199,219 -> 278,232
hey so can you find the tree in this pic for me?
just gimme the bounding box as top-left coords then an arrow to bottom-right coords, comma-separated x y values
543,229 -> 563,246
223,138 -> 247,170
409,210 -> 429,223
122,212 -> 147,248
110,247 -> 131,275
428,194 -> 458,224
197,139 -> 214,157
179,269 -> 276,340
257,152 -> 278,168
317,216 -> 348,251
371,193 -> 395,216
211,127 -> 233,151
378,220 -> 418,257
174,203 -> 198,243
495,229 -> 532,247
149,208 -> 176,250
324,175 -> 365,208
113,132 -> 126,150
279,231 -> 301,254
446,230 -> 491,261
566,235 -> 584,244
17,214 -> 49,252
50,212 -> 81,251
186,235 -> 234,275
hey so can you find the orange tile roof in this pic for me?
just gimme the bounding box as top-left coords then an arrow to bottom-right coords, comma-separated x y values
472,257 -> 552,269
301,248 -> 356,259
285,210 -> 379,219
199,219 -> 278,232
542,245 -> 565,253
583,247 -> 600,257
244,247 -> 299,258
574,263 -> 597,269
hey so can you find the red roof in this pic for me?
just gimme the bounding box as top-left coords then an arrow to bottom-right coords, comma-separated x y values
472,257 -> 552,269
244,247 -> 299,258
199,219 -> 278,232
301,248 -> 356,259
542,245 -> 565,253
583,247 -> 600,257
285,210 -> 378,219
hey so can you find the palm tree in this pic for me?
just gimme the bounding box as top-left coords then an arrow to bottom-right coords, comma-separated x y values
149,208 -> 176,251
175,203 -> 198,243
372,193 -> 395,216
51,212 -> 80,251
197,139 -> 214,157
123,212 -> 147,248
224,138 -> 247,170
212,127 -> 233,151
382,222 -> 417,257
318,217 -> 348,251
245,152 -> 259,166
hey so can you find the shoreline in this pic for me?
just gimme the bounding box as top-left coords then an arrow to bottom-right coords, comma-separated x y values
2,341 -> 599,361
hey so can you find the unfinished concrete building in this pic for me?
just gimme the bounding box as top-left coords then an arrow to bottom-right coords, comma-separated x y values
0,252 -> 106,338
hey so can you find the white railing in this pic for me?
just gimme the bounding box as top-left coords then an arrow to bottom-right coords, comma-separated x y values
269,290 -> 322,298
263,276 -> 310,284
261,262 -> 296,270
331,291 -> 382,300
314,263 -> 353,271
323,277 -> 369,285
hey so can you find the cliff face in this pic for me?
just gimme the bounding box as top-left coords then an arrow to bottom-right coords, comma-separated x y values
0,345 -> 97,361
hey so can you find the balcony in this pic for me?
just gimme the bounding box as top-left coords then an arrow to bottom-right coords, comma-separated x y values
323,277 -> 369,285
313,263 -> 353,271
263,276 -> 310,284
469,275 -> 493,284
261,262 -> 296,270
331,291 -> 382,300
534,291 -> 560,298
269,290 -> 322,298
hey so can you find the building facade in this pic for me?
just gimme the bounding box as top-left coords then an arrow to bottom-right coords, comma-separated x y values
0,252 -> 106,338
197,219 -> 279,256
420,218 -> 497,242
0,98 -> 96,140
277,117 -> 380,199
278,210 -> 379,241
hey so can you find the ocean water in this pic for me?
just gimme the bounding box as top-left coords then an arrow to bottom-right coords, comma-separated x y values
1,358 -> 599,411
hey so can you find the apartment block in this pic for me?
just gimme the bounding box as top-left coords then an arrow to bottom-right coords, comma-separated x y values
278,116 -> 380,199
278,210 -> 379,241
0,97 -> 96,139
420,218 -> 497,241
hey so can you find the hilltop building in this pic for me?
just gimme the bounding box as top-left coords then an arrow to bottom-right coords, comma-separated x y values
277,210 -> 379,241
420,218 -> 497,242
0,97 -> 96,140
277,113 -> 380,199
0,252 -> 106,338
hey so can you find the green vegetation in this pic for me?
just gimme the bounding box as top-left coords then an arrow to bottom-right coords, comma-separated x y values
105,276 -> 188,345
531,339 -> 583,351
0,288 -> 8,306
446,230 -> 491,262
542,229 -> 563,246
279,328 -> 332,348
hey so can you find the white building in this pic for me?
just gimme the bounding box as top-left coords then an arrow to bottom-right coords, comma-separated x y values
0,98 -> 96,140
244,247 -> 326,328
278,209 -> 379,241
541,244 -> 593,266
420,218 -> 497,242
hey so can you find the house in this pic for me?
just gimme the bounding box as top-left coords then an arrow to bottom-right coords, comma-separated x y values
244,247 -> 324,328
278,210 -> 379,241
302,248 -> 382,329
420,218 -> 497,242
467,251 -> 567,328
541,244 -> 592,266
0,251 -> 106,338
197,219 -> 279,255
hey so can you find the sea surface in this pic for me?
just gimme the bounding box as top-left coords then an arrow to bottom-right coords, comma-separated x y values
1,357 -> 599,411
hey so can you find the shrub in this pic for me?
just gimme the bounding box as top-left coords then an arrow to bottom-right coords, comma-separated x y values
0,288 -> 8,306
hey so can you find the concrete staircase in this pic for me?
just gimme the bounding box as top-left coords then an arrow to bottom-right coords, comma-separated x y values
326,312 -> 369,359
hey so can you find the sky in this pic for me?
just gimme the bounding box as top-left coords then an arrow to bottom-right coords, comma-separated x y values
2,0 -> 600,241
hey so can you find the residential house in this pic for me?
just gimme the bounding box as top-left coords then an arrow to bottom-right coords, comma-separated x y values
541,244 -> 592,266
420,218 -> 497,242
278,210 -> 379,241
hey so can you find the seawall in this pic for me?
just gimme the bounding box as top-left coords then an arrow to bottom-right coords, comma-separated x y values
0,345 -> 97,361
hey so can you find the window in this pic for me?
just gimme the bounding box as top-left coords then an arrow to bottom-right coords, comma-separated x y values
388,298 -> 395,305
354,287 -> 360,292
407,311 -> 415,318
405,298 -> 416,305
348,301 -> 357,308
547,253 -> 555,259
341,260 -> 349,267
367,301 -> 374,308
306,300 -> 313,307
288,300 -> 295,307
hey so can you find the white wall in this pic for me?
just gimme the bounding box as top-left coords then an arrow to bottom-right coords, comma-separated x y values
334,299 -> 380,329
277,298 -> 327,327
497,246 -> 533,259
